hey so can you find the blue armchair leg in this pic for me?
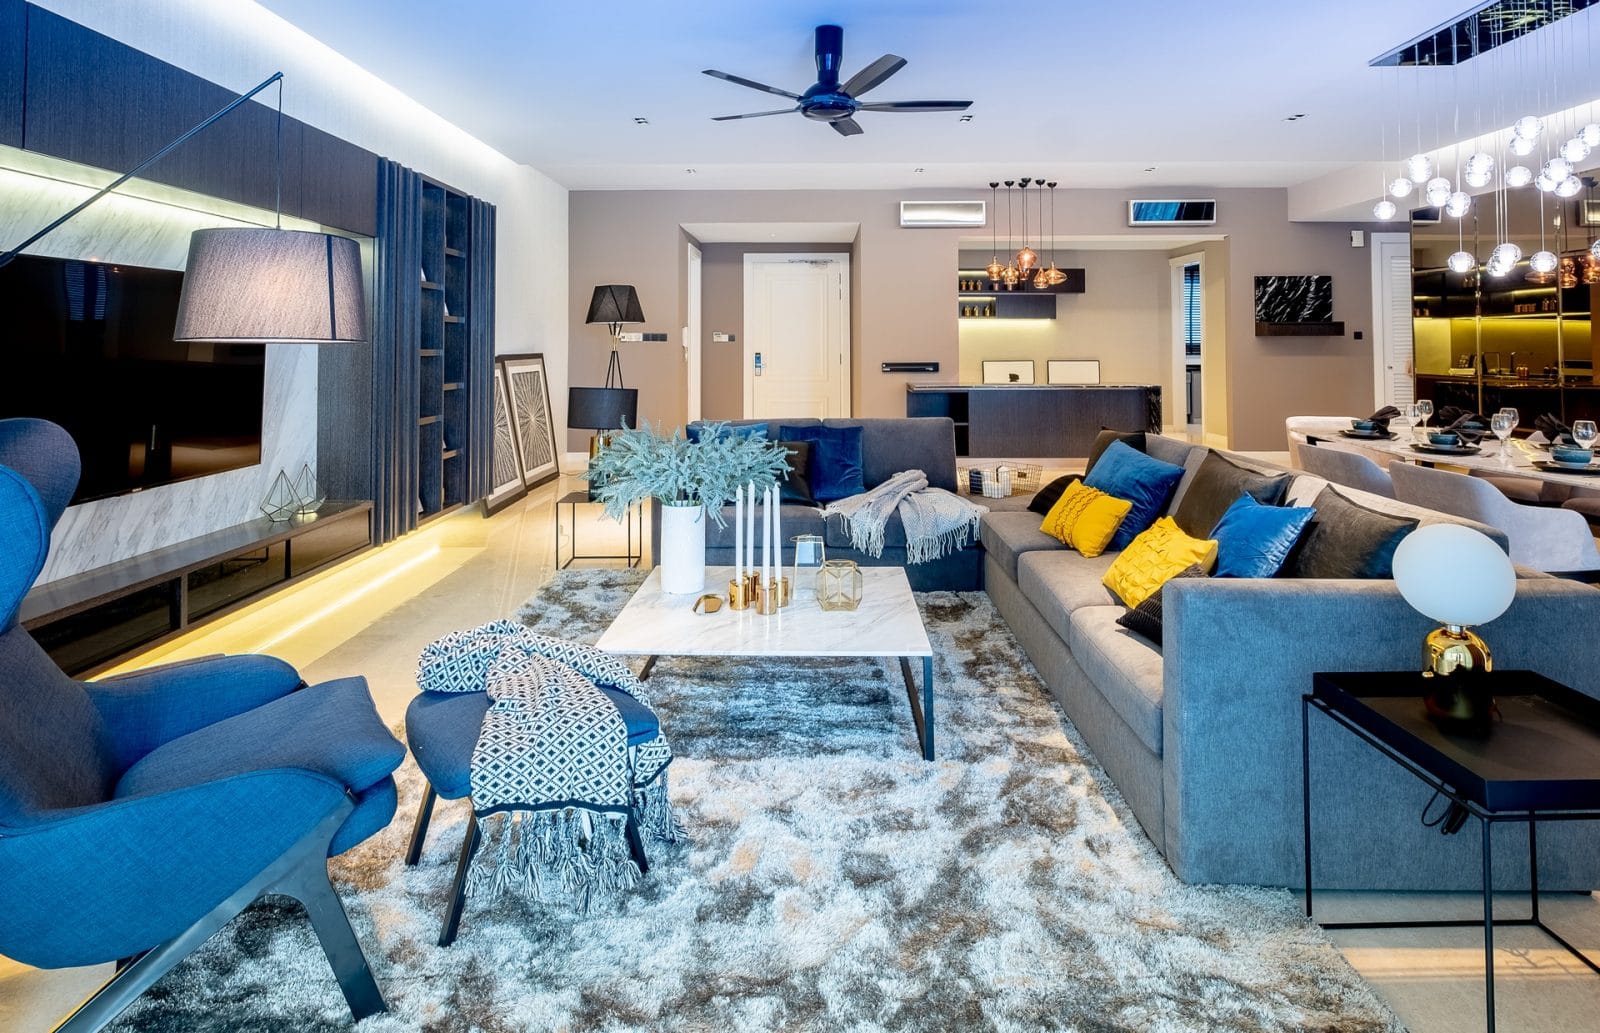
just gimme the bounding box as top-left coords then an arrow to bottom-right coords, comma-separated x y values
51,797 -> 386,1032
404,783 -> 438,866
438,811 -> 481,948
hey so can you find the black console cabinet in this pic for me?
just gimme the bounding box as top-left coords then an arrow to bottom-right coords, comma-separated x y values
907,384 -> 1161,457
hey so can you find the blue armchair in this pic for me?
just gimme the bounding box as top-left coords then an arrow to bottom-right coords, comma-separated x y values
0,419 -> 405,1031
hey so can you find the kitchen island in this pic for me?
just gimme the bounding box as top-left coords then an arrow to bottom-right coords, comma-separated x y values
906,384 -> 1162,458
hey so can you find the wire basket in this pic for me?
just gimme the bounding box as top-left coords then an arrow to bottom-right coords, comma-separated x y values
961,462 -> 1045,498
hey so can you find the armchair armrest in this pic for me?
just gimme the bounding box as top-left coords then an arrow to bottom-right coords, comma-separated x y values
86,654 -> 304,770
0,768 -> 348,969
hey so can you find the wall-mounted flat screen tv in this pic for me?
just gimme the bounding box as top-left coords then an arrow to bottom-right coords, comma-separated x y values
0,254 -> 265,504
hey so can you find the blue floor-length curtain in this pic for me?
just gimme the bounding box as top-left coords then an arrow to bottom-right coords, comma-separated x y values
466,199 -> 496,503
372,159 -> 423,544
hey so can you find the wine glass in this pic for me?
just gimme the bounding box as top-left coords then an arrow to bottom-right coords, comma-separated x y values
1490,412 -> 1516,463
1498,407 -> 1519,434
1416,399 -> 1434,430
1573,420 -> 1598,451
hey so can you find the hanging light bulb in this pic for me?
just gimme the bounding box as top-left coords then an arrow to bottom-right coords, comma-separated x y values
1505,165 -> 1534,187
1406,154 -> 1434,182
1512,115 -> 1544,141
1530,250 -> 1559,274
985,182 -> 1003,284
1582,123 -> 1600,148
1462,152 -> 1496,188
1486,242 -> 1521,275
1373,199 -> 1399,220
1444,191 -> 1472,218
1508,134 -> 1538,156
1447,250 -> 1477,273
1424,177 -> 1452,206
1388,177 -> 1414,198
1557,175 -> 1584,199
1560,137 -> 1592,164
1013,177 -> 1037,276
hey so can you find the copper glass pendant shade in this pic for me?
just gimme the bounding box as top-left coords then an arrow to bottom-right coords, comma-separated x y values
985,182 -> 1004,284
1013,177 -> 1037,276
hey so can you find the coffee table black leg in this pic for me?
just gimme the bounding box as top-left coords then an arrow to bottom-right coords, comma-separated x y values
897,655 -> 935,761
1483,815 -> 1496,1033
1302,696 -> 1314,919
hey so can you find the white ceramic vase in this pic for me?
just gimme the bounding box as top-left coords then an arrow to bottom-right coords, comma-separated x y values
658,502 -> 706,595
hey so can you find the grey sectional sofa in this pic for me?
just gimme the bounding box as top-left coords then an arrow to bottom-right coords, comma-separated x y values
983,434 -> 1600,890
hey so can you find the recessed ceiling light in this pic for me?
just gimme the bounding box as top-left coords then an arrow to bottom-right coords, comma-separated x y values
684,168 -> 696,174
913,167 -> 925,173
633,117 -> 650,125
958,114 -> 973,122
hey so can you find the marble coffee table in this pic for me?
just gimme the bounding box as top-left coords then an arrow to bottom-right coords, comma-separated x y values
595,565 -> 937,760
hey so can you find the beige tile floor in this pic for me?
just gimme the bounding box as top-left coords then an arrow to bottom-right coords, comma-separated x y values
4,470 -> 1600,1033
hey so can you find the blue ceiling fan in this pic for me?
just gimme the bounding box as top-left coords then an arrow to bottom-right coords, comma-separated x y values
703,24 -> 972,137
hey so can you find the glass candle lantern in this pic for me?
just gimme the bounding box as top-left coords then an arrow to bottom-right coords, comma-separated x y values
817,559 -> 864,611
792,533 -> 825,584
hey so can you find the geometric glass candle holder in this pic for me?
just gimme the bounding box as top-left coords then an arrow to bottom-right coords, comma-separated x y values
292,463 -> 325,515
816,559 -> 864,611
260,469 -> 300,522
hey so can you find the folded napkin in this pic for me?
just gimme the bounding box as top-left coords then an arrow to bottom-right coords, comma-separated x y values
1536,413 -> 1571,444
1365,405 -> 1400,432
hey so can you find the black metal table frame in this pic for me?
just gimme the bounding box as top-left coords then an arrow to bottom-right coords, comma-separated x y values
555,494 -> 641,570
1302,694 -> 1600,1033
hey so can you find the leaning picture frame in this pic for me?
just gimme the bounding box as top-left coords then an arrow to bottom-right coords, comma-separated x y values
482,362 -> 529,516
498,352 -> 560,491
981,359 -> 1036,385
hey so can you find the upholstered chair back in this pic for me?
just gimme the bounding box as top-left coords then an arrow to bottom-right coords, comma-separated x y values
0,419 -> 117,827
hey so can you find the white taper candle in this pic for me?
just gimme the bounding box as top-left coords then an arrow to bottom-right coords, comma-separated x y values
746,479 -> 755,575
734,485 -> 743,585
774,483 -> 782,577
764,485 -> 773,588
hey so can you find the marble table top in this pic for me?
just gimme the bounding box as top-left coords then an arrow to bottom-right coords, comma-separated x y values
1323,432 -> 1600,489
596,565 -> 932,659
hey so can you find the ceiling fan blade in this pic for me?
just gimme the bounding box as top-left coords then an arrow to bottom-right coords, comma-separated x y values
712,108 -> 800,121
857,100 -> 974,112
701,69 -> 801,100
841,54 -> 906,97
830,117 -> 864,137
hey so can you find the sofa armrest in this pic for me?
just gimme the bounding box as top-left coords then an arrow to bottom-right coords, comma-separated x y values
1160,576 -> 1600,886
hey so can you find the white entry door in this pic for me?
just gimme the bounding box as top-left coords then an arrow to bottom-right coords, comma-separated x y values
743,254 -> 850,418
1370,232 -> 1414,409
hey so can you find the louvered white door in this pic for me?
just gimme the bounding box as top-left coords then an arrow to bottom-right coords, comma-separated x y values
1373,236 -> 1414,408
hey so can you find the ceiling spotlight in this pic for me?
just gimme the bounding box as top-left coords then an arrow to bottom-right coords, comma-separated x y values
1373,199 -> 1399,220
1406,154 -> 1434,182
1505,165 -> 1534,187
958,114 -> 973,122
1143,166 -> 1157,173
913,167 -> 925,173
633,117 -> 650,125
1447,250 -> 1476,273
1284,113 -> 1308,121
684,168 -> 696,174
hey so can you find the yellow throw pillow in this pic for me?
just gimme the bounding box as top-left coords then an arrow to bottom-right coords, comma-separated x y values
1040,480 -> 1133,558
1102,517 -> 1218,609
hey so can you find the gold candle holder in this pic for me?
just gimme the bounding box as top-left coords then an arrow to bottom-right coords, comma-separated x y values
728,575 -> 754,610
754,577 -> 781,615
775,575 -> 792,608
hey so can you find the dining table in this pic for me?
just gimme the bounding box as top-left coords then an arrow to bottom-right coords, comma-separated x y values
1313,426 -> 1600,493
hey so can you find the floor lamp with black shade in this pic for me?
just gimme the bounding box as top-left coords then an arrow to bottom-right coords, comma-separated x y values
569,385 -> 638,499
585,284 -> 644,388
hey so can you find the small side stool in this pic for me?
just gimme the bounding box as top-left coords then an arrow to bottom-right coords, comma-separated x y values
403,685 -> 661,945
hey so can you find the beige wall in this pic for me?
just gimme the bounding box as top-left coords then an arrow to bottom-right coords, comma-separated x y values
569,187 -> 1382,452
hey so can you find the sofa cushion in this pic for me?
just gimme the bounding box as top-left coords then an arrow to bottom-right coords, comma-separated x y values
1103,517 -> 1218,608
708,503 -> 826,550
1028,474 -> 1075,516
981,511 -> 1066,581
1039,480 -> 1133,557
1171,451 -> 1292,539
1084,441 -> 1186,551
1116,565 -> 1208,645
1283,485 -> 1417,579
1210,493 -> 1316,578
1086,429 -> 1146,474
1068,605 -> 1165,755
778,441 -> 814,503
827,418 -> 957,492
779,424 -> 864,503
1016,549 -> 1120,645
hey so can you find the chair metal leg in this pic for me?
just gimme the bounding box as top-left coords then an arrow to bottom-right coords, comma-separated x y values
53,797 -> 385,1032
404,783 -> 438,866
438,811 -> 481,948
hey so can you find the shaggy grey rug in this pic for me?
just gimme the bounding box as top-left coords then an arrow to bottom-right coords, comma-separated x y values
110,569 -> 1403,1032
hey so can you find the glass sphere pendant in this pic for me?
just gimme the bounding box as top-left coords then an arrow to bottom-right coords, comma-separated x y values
1556,175 -> 1583,198
1372,199 -> 1399,220
1424,177 -> 1452,206
1463,153 -> 1495,187
1508,134 -> 1537,156
1388,178 -> 1414,199
1505,165 -> 1534,187
1406,154 -> 1434,182
1582,123 -> 1600,148
1530,250 -> 1559,274
1447,251 -> 1476,273
1512,115 -> 1544,141
1560,137 -> 1592,164
1444,191 -> 1472,218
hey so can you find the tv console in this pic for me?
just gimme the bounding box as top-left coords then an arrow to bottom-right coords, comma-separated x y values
20,500 -> 374,676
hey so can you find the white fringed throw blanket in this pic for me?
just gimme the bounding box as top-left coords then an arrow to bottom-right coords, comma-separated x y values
416,620 -> 682,912
823,469 -> 987,564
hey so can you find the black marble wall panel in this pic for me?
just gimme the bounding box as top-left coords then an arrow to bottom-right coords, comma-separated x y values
1254,275 -> 1333,323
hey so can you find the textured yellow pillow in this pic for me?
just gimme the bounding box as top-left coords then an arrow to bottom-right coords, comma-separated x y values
1039,480 -> 1133,558
1102,517 -> 1219,608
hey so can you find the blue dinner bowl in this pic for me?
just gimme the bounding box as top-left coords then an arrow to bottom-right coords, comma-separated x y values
1350,419 -> 1377,433
1552,446 -> 1594,465
1428,432 -> 1461,447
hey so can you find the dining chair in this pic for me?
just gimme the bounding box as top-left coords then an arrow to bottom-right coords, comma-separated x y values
1292,442 -> 1395,498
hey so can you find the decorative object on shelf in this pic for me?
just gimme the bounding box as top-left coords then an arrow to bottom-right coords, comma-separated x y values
587,421 -> 789,596
817,559 -> 864,611
981,359 -> 1035,385
1392,522 -> 1517,732
260,469 -> 301,522
292,464 -> 325,515
499,353 -> 559,490
483,363 -> 529,516
585,284 -> 646,388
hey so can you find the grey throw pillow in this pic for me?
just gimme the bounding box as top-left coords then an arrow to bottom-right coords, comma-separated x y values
1282,485 -> 1417,579
1171,451 -> 1292,538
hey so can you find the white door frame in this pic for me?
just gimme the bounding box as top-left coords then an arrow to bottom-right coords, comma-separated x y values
742,253 -> 851,418
685,240 -> 702,423
1168,252 -> 1204,435
1369,231 -> 1411,410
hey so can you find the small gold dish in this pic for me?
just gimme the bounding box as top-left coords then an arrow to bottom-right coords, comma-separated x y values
692,594 -> 723,614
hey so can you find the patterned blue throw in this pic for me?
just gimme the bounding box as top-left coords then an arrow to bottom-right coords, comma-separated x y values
417,620 -> 681,911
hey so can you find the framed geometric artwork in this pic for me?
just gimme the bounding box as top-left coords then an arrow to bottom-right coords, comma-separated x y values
482,362 -> 528,516
498,352 -> 560,490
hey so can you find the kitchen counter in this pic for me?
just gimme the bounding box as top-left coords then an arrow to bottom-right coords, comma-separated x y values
905,384 -> 1161,457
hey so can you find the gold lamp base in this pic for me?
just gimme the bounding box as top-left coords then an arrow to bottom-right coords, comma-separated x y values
1421,624 -> 1498,734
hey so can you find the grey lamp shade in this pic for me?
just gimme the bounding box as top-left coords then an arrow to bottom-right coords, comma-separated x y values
174,228 -> 367,344
568,386 -> 638,430
584,284 -> 645,326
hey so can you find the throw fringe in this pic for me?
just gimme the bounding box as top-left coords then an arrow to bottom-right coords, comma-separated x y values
466,806 -> 656,915
635,773 -> 687,844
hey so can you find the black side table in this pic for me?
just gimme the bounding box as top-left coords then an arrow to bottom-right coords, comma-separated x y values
1303,670 -> 1600,1033
554,490 -> 641,570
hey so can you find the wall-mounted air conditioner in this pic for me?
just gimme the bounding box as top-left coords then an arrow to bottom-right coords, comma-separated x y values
900,200 -> 986,228
1127,199 -> 1217,226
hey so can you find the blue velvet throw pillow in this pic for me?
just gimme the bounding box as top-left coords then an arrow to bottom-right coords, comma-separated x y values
1082,440 -> 1185,551
686,422 -> 767,444
777,424 -> 864,502
1209,493 -> 1316,578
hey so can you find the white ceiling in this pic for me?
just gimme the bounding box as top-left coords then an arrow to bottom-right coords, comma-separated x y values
255,0 -> 1600,194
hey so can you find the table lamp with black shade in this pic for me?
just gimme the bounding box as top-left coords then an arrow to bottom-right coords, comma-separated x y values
585,284 -> 645,388
568,385 -> 638,499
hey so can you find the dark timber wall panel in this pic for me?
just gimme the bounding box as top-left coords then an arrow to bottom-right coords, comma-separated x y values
0,0 -> 23,149
300,123 -> 377,237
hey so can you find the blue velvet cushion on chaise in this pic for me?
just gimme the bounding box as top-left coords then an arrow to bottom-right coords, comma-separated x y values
0,418 -> 404,1031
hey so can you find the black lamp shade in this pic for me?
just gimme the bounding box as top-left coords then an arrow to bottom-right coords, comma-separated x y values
585,284 -> 645,327
568,386 -> 638,431
174,228 -> 366,343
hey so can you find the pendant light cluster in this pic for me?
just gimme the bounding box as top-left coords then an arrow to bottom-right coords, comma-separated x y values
1369,6 -> 1600,281
986,178 -> 1067,289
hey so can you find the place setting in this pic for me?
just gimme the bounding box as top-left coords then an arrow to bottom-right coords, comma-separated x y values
1533,419 -> 1600,474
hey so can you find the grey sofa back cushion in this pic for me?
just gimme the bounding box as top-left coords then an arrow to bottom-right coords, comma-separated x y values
823,418 -> 957,491
1171,452 -> 1292,538
1282,485 -> 1417,579
1285,473 -> 1510,551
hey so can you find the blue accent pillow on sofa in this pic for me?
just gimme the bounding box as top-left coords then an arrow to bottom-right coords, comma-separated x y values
777,424 -> 864,503
1209,493 -> 1316,578
1082,440 -> 1185,550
